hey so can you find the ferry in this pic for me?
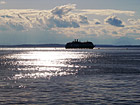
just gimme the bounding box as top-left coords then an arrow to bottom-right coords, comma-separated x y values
65,39 -> 95,49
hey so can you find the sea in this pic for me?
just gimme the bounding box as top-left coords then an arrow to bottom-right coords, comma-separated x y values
0,47 -> 140,105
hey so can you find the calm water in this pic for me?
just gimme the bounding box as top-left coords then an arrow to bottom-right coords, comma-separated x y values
0,47 -> 140,105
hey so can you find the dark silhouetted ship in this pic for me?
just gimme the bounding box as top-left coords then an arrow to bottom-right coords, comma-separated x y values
65,39 -> 95,49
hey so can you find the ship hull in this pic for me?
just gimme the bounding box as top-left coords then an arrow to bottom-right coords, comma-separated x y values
65,41 -> 95,49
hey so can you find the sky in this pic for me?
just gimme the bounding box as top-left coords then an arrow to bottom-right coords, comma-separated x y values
0,0 -> 140,45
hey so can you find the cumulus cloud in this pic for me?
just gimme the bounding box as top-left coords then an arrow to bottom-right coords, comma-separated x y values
104,16 -> 125,27
0,10 -> 34,31
0,4 -> 86,30
48,4 -> 84,28
0,4 -> 139,44
48,4 -> 82,28
47,16 -> 80,28
51,4 -> 76,18
0,4 -> 136,32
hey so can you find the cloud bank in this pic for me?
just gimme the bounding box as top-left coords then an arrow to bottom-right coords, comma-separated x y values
0,4 -> 139,45
0,4 -> 86,30
77,9 -> 135,16
0,4 -> 136,31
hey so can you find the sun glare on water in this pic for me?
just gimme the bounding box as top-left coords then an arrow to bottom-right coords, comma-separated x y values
6,48 -> 87,79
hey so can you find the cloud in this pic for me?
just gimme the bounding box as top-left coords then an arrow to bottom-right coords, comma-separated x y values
51,4 -> 76,18
0,4 -> 139,45
6,21 -> 28,31
77,9 -> 135,16
128,18 -> 140,25
48,4 -> 84,28
0,1 -> 6,5
0,5 -> 82,31
1,15 -> 13,18
78,15 -> 89,24
95,22 -> 101,25
104,16 -> 125,27
0,4 -> 136,32
92,19 -> 101,25
0,10 -> 33,31
47,16 -> 80,28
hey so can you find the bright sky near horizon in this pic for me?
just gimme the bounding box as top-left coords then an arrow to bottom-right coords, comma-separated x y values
0,0 -> 140,45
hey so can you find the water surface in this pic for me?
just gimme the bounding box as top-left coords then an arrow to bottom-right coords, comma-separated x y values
0,47 -> 140,104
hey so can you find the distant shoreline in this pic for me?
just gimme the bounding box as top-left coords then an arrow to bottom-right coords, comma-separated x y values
0,44 -> 140,48
0,44 -> 65,48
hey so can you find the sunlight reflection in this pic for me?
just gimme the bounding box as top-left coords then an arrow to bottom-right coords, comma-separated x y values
8,49 -> 88,79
